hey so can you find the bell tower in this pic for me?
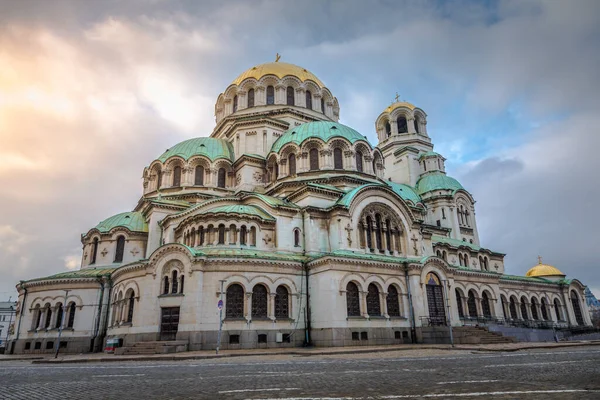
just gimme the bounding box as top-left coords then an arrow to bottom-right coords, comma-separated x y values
375,100 -> 433,187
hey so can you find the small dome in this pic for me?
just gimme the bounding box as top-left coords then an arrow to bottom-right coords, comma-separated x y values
384,101 -> 417,114
415,172 -> 464,195
232,62 -> 324,87
156,137 -> 234,164
270,121 -> 370,154
94,212 -> 148,233
526,258 -> 565,277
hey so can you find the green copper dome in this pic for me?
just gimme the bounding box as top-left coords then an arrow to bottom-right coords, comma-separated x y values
94,212 -> 148,233
386,181 -> 422,204
270,121 -> 371,153
157,137 -> 234,163
415,172 -> 465,195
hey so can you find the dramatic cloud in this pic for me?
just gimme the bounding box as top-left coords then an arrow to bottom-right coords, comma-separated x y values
0,0 -> 598,298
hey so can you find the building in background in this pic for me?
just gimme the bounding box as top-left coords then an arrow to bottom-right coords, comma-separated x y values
6,59 -> 593,354
0,301 -> 17,351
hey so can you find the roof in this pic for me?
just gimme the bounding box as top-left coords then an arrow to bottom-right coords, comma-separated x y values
319,249 -> 420,264
94,212 -> 148,233
336,184 -> 382,207
432,235 -> 481,251
231,62 -> 325,87
384,101 -> 417,113
156,137 -> 234,164
500,274 -> 556,284
526,262 -> 565,277
270,121 -> 371,153
241,193 -> 300,209
197,205 -> 275,221
194,248 -> 308,262
415,172 -> 465,195
386,181 -> 422,205
419,151 -> 443,159
27,267 -> 117,282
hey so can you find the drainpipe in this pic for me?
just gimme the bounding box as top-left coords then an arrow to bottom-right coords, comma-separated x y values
10,283 -> 27,354
91,276 -> 112,352
301,209 -> 312,346
404,263 -> 417,343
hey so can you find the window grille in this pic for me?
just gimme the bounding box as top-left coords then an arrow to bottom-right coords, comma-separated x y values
252,285 -> 268,318
482,292 -> 492,318
305,90 -> 312,109
456,290 -> 464,318
346,282 -> 360,317
266,86 -> 274,105
387,286 -> 401,317
366,284 -> 381,316
467,291 -> 478,318
333,148 -> 343,169
114,235 -> 125,263
309,148 -> 319,170
172,166 -> 181,186
258,334 -> 267,343
195,166 -> 204,185
355,151 -> 363,172
286,86 -> 294,105
226,284 -> 244,319
229,334 -> 240,344
247,89 -> 255,108
275,286 -> 289,319
397,117 -> 408,133
288,153 -> 296,175
217,168 -> 226,188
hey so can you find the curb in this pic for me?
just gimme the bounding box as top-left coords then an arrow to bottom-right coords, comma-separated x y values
29,341 -> 600,364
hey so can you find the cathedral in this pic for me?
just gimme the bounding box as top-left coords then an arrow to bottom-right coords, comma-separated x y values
7,59 -> 592,354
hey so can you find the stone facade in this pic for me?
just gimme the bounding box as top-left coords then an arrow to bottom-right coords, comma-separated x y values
6,60 -> 592,354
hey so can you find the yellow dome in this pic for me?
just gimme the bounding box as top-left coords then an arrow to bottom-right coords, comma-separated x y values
384,101 -> 417,113
232,62 -> 324,87
525,261 -> 565,277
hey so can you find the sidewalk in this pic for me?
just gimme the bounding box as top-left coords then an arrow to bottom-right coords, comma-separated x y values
2,340 -> 599,364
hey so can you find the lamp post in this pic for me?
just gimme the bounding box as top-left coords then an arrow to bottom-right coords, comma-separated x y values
215,280 -> 225,355
54,290 -> 70,359
442,279 -> 454,347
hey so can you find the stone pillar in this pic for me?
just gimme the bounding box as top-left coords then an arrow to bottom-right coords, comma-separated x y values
360,290 -> 368,318
390,119 -> 398,136
364,156 -> 374,175
344,150 -> 355,171
407,116 -> 416,134
381,224 -> 389,255
246,292 -> 253,322
269,293 -> 276,320
381,291 -> 388,318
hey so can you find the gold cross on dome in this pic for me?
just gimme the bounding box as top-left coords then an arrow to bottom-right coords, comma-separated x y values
538,255 -> 543,264
395,92 -> 400,102
275,53 -> 281,62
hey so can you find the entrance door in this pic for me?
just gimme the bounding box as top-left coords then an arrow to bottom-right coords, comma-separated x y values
426,272 -> 446,325
160,307 -> 180,341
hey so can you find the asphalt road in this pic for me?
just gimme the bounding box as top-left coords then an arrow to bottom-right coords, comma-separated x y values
0,347 -> 599,399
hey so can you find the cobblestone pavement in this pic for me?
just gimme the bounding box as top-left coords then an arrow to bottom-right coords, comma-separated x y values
0,346 -> 599,399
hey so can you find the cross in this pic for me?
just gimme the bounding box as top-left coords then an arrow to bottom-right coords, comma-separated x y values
345,223 -> 353,246
83,252 -> 88,261
100,248 -> 108,257
411,234 -> 419,255
395,92 -> 400,102
130,248 -> 140,257
538,255 -> 543,264
275,53 -> 281,62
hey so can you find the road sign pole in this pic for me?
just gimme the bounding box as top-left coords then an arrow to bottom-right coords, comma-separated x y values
216,280 -> 225,355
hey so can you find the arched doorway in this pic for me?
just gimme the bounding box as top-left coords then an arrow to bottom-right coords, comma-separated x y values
425,272 -> 445,325
467,290 -> 478,318
571,291 -> 585,326
481,292 -> 492,319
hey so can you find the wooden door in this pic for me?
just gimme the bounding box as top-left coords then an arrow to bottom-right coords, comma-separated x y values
160,307 -> 180,341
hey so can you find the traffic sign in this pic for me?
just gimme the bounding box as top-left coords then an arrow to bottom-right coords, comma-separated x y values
217,300 -> 223,310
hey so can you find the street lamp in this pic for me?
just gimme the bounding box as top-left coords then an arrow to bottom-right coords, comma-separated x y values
54,290 -> 70,359
215,280 -> 226,355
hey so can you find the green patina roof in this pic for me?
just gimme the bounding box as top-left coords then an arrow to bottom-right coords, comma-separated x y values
28,267 -> 117,282
242,193 -> 300,208
270,121 -> 371,153
415,172 -> 465,195
386,181 -> 422,204
194,248 -> 308,262
197,205 -> 275,221
500,274 -> 556,284
156,137 -> 234,163
306,182 -> 346,193
336,184 -> 382,207
432,235 -> 481,251
322,249 -> 420,264
94,212 -> 148,233
418,151 -> 442,159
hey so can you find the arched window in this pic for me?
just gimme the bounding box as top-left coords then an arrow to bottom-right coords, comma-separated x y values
467,291 -> 478,318
385,122 -> 391,137
501,296 -> 508,320
275,285 -> 289,319
305,90 -> 312,109
531,299 -> 539,320
127,292 -> 135,323
199,226 -> 205,245
288,153 -> 296,175
233,95 -> 238,112
397,116 -> 408,133
156,170 -> 162,189
67,302 -> 76,328
172,166 -> 181,187
247,88 -> 255,108
44,304 -> 52,329
240,225 -> 247,245
455,289 -> 464,318
252,284 -> 268,319
218,224 -> 225,244
541,298 -> 549,320
509,297 -> 518,319
414,116 -> 420,133
163,276 -> 170,295
425,273 -> 445,325
217,168 -> 226,188
286,86 -> 294,106
365,217 -> 373,250
195,165 -> 204,186
387,286 -> 401,317
309,148 -> 319,170
91,238 -> 99,264
355,151 -> 363,172
333,148 -> 343,169
114,235 -> 125,263
554,299 -> 562,321
346,282 -> 360,317
266,85 -> 275,105
250,226 -> 256,246
385,218 -> 392,252
55,303 -> 63,329
366,284 -> 381,316
520,297 -> 529,320
482,292 -> 492,318
320,97 -> 325,113
375,214 -> 383,251
294,229 -> 300,247
33,305 -> 41,329
571,291 -> 584,325
171,270 -> 179,294
226,284 -> 244,319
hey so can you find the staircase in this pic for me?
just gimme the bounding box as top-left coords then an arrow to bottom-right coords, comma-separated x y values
454,326 -> 516,344
114,340 -> 188,355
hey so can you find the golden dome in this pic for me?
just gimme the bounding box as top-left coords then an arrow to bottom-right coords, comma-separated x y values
384,101 -> 417,113
525,257 -> 565,277
231,62 -> 324,87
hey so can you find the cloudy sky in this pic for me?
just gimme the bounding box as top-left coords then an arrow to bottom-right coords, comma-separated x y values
1,0 -> 599,299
